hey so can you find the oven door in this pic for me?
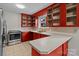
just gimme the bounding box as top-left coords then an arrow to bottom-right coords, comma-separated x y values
8,33 -> 21,45
9,33 -> 20,42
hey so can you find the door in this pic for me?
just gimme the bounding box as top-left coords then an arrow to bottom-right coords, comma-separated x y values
21,32 -> 31,42
33,32 -> 40,40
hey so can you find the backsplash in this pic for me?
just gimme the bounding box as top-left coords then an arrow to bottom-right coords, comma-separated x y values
21,27 -> 79,34
51,27 -> 78,33
38,27 -> 79,34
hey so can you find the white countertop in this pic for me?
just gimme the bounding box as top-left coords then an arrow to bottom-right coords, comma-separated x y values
29,31 -> 72,54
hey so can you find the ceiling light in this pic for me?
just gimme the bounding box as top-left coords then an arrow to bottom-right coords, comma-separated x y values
16,4 -> 25,9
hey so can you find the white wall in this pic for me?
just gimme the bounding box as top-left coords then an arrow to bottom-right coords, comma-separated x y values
68,29 -> 79,56
3,11 -> 21,32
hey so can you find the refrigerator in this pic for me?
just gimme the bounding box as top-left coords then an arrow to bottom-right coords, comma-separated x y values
0,8 -> 3,56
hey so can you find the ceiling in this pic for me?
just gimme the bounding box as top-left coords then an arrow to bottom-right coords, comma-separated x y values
0,3 -> 52,15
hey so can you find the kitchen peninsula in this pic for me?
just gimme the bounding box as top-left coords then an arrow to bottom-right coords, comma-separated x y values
28,30 -> 72,56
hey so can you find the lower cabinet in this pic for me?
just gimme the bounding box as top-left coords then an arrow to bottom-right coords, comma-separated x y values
21,32 -> 68,56
21,32 -> 33,42
40,34 -> 48,38
33,33 -> 40,40
32,45 -> 63,56
33,33 -> 48,40
32,42 -> 68,56
21,32 -> 48,42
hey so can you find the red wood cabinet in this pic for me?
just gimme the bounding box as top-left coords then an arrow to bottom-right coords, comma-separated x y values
21,32 -> 30,42
46,3 -> 79,27
21,32 -> 48,42
21,13 -> 36,27
40,34 -> 48,38
21,13 -> 28,27
21,32 -> 68,56
21,4 -> 79,27
32,42 -> 68,56
33,32 -> 40,40
33,32 -> 48,40
21,32 -> 33,42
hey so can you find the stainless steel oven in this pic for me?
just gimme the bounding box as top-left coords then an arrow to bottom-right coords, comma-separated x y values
8,30 -> 21,45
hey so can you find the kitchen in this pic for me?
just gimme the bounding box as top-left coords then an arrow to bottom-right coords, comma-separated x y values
0,3 -> 79,56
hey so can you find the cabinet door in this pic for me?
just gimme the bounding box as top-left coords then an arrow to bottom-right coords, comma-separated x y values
21,32 -> 30,42
40,34 -> 48,38
52,4 -> 61,26
47,3 -> 61,27
33,33 -> 36,39
33,33 -> 40,40
33,32 -> 48,40
21,13 -> 27,27
66,3 -> 77,26
29,32 -> 33,40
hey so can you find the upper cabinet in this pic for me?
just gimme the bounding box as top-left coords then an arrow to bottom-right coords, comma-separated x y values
66,3 -> 77,26
47,8 -> 53,27
21,14 -> 27,27
47,3 -> 60,27
27,15 -> 35,27
21,13 -> 36,27
21,4 -> 79,27
46,3 -> 79,27
52,4 -> 60,26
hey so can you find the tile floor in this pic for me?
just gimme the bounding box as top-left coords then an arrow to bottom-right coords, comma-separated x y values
3,42 -> 32,56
